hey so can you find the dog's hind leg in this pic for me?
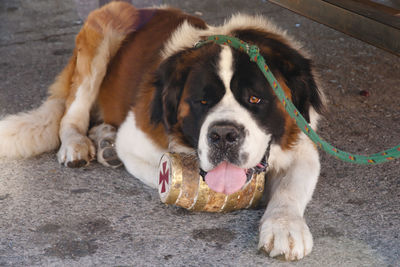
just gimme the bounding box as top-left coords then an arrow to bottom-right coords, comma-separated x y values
88,123 -> 122,168
57,2 -> 139,167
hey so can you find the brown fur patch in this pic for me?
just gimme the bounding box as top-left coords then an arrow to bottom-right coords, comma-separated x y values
98,8 -> 206,148
275,76 -> 301,150
62,2 -> 138,110
169,84 -> 192,149
133,73 -> 169,149
177,86 -> 191,123
86,2 -> 138,35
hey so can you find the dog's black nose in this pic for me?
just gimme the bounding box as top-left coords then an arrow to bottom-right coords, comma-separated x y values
208,122 -> 244,149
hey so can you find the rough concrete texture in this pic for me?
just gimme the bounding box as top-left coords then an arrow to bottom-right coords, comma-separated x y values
0,0 -> 399,266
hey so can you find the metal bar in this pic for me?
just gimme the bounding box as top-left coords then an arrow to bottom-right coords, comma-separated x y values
269,0 -> 400,56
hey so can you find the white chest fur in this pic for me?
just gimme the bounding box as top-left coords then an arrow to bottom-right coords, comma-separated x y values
116,111 -> 166,188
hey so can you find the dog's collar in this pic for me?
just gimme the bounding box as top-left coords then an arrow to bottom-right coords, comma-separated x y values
199,140 -> 272,181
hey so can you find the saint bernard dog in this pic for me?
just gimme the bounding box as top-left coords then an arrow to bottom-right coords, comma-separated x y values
0,2 -> 325,261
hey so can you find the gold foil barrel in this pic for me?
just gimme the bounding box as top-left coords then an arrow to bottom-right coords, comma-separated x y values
158,153 -> 265,212
175,154 -> 201,208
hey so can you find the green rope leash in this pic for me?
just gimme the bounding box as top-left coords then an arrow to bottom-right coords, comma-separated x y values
195,35 -> 400,164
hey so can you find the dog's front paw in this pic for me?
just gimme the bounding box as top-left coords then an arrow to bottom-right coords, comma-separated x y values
258,214 -> 313,261
57,135 -> 95,168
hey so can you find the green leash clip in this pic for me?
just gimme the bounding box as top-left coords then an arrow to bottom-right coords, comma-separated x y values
195,35 -> 400,164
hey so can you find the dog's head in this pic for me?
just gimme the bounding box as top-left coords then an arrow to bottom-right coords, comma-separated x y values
151,27 -> 324,194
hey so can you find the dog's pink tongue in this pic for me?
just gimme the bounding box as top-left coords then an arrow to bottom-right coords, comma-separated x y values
204,162 -> 246,195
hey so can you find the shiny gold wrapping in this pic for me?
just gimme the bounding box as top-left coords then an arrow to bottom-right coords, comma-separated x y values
158,153 -> 265,212
175,154 -> 200,208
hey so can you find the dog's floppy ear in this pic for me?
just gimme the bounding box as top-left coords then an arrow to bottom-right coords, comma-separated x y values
261,41 -> 325,122
151,51 -> 192,131
234,29 -> 325,122
277,55 -> 324,122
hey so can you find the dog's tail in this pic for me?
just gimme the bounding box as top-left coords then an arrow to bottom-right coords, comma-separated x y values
0,54 -> 76,158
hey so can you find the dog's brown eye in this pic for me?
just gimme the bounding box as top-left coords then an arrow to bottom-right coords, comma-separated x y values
249,96 -> 261,104
200,100 -> 208,105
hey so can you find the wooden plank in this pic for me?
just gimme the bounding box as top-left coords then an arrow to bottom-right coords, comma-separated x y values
324,0 -> 400,29
371,0 -> 400,10
269,0 -> 400,56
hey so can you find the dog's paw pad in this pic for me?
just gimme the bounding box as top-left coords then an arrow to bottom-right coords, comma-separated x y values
88,123 -> 122,168
99,138 -> 113,149
97,142 -> 122,168
67,159 -> 88,168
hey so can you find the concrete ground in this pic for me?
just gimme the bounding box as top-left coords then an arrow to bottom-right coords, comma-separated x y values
0,0 -> 399,266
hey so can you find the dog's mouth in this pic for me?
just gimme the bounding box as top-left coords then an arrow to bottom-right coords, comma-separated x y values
199,140 -> 272,195
199,158 -> 268,195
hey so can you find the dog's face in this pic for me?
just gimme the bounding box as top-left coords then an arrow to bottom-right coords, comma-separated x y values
151,29 -> 323,194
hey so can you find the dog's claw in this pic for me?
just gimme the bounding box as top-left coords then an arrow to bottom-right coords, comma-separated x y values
98,146 -> 122,168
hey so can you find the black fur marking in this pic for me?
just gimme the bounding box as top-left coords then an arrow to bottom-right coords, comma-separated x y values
151,44 -> 224,148
231,49 -> 286,144
151,50 -> 188,128
233,29 -> 324,122
181,66 -> 226,147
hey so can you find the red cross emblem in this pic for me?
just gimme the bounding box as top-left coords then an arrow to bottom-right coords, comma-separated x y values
159,161 -> 169,194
